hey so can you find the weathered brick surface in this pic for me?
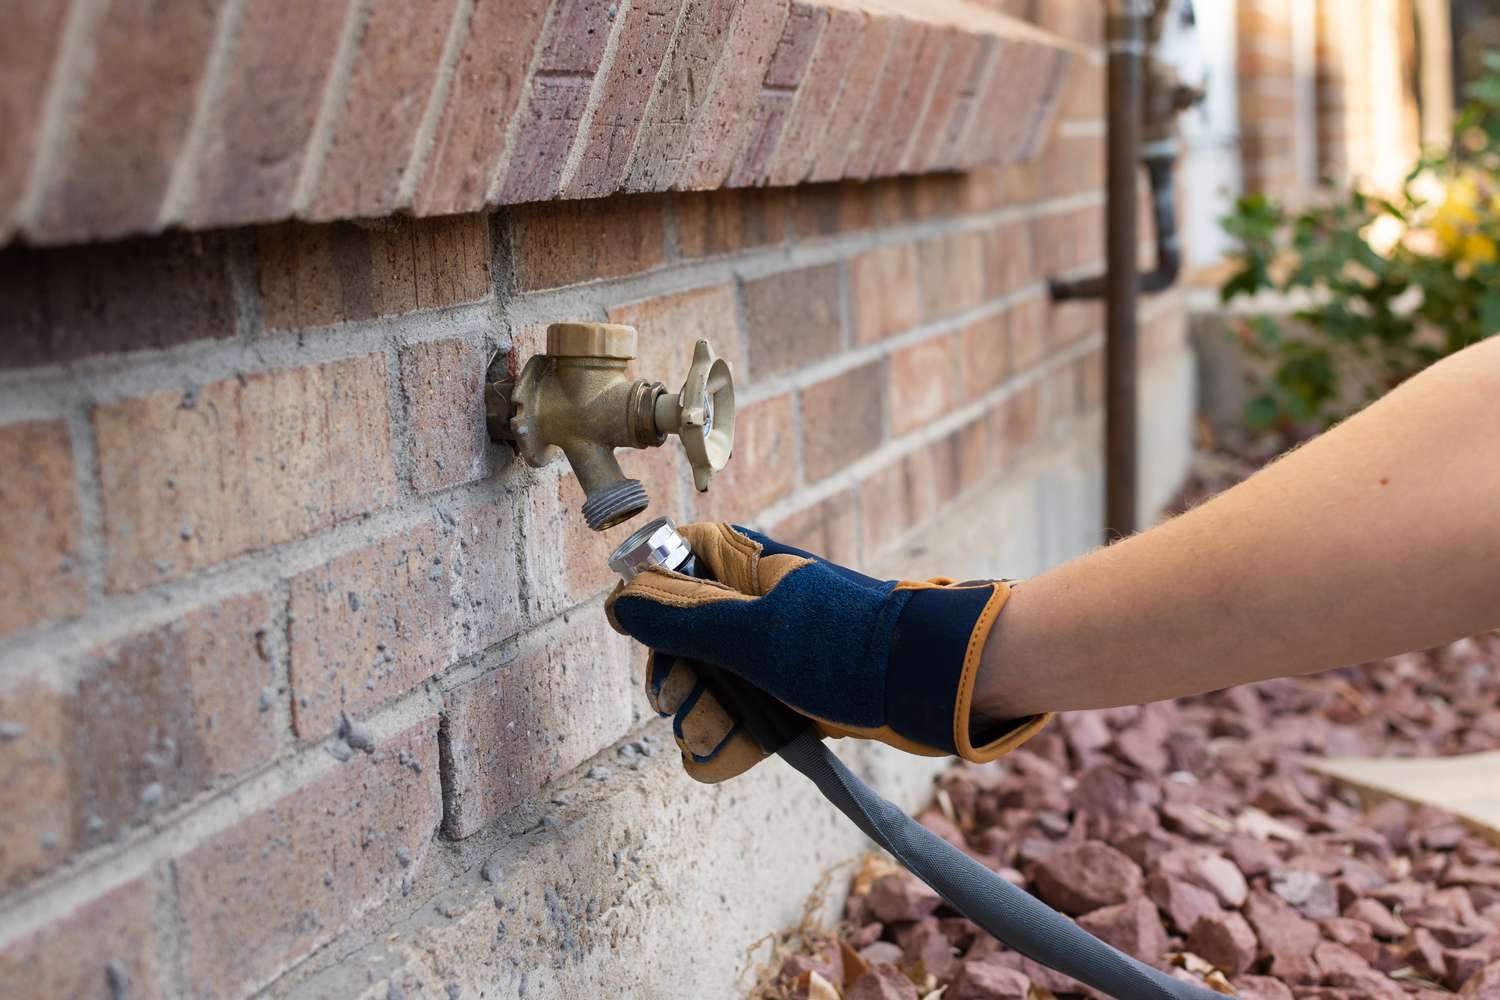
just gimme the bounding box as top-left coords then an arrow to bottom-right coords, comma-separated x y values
727,2 -> 825,186
308,0 -> 459,220
0,677 -> 72,892
34,0 -> 223,242
500,0 -> 617,204
960,311 -> 1011,401
626,0 -> 740,192
565,0 -> 685,200
844,18 -> 923,180
0,232 -> 236,369
889,333 -> 958,437
94,354 -> 397,592
801,361 -> 884,481
0,4 -> 68,239
766,488 -> 859,566
0,420 -> 83,639
2,2 -> 1079,244
606,283 -> 747,389
258,215 -> 490,330
288,499 -> 519,738
399,338 -> 493,493
676,188 -> 790,258
742,263 -> 843,377
414,0 -> 551,215
75,593 -> 277,842
175,721 -> 442,998
441,619 -> 634,838
766,6 -> 866,186
983,220 -> 1038,298
506,196 -> 667,290
1009,295 -> 1048,371
850,243 -> 920,344
0,594 -> 278,888
186,0 -> 349,228
677,0 -> 790,189
860,446 -> 950,554
917,229 -> 986,322
0,874 -> 164,999
685,391 -> 797,520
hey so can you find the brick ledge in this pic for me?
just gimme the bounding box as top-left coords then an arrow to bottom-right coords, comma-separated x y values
3,0 -> 1077,248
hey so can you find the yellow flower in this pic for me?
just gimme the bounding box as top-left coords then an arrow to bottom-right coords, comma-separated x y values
1462,232 -> 1497,265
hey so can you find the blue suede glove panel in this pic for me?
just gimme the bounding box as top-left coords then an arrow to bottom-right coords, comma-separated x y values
609,526 -> 1019,756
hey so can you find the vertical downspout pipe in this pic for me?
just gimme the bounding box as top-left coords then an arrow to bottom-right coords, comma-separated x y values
1104,0 -> 1150,540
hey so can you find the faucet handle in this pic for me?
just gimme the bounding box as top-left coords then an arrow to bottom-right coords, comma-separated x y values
654,340 -> 735,492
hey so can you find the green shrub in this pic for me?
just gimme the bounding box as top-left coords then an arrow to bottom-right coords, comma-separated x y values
1220,51 -> 1500,431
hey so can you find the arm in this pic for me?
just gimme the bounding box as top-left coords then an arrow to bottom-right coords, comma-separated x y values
976,335 -> 1500,719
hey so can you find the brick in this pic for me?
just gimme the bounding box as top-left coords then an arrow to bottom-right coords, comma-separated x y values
94,354 -> 396,592
675,188 -> 789,258
787,182 -> 875,239
807,12 -> 894,182
399,338 -> 492,493
765,488 -> 859,567
34,0 -> 223,241
889,333 -> 957,437
500,0 -> 616,203
0,420 -> 83,639
258,215 -> 490,330
288,499 -> 518,738
1038,132 -> 1105,200
996,383 -> 1041,464
1009,296 -> 1047,372
946,414 -> 993,495
625,0 -> 739,192
307,0 -> 459,220
441,619 -> 634,838
844,18 -> 924,179
1061,58 -> 1105,120
850,243 -> 920,344
606,284 -> 747,392
960,311 -> 1010,401
506,196 -> 666,290
859,446 -> 953,555
870,22 -> 948,176
766,6 -> 866,186
801,361 -> 883,481
983,221 -> 1037,298
677,0 -> 790,190
933,35 -> 998,170
1032,203 -> 1104,278
3,606 -> 274,892
0,677 -> 71,891
0,4 -> 67,238
565,0 -> 684,200
727,2 -> 826,186
685,392 -> 796,521
526,444 -> 685,617
413,0 -> 550,215
0,233 -> 236,369
176,721 -> 441,998
905,30 -> 981,174
185,0 -> 348,227
959,37 -> 1023,170
0,874 -> 164,999
917,230 -> 985,322
742,263 -> 842,378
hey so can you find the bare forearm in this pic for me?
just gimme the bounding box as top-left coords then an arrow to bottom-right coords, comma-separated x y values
977,336 -> 1500,719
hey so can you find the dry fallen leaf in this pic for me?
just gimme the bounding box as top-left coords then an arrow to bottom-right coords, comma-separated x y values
805,970 -> 839,1000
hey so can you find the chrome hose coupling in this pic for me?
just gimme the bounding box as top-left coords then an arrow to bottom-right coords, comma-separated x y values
608,517 -> 693,581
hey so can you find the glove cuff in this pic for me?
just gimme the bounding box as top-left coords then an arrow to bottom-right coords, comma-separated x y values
884,580 -> 1050,762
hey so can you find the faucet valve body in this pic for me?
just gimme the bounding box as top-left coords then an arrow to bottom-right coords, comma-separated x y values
486,323 -> 736,531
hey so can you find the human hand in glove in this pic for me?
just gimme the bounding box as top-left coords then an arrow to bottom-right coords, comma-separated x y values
605,522 -> 1049,782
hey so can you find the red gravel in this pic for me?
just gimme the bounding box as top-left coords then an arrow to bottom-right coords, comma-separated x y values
762,631 -> 1500,999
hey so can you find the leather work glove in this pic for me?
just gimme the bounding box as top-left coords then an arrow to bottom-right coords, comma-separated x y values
605,523 -> 1050,782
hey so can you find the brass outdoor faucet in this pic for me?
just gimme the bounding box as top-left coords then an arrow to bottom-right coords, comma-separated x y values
485,322 -> 736,531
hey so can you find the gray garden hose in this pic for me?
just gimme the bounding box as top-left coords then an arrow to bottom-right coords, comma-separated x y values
776,730 -> 1224,1000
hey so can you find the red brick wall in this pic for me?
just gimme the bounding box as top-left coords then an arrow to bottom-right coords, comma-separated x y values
0,5 -> 1192,998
